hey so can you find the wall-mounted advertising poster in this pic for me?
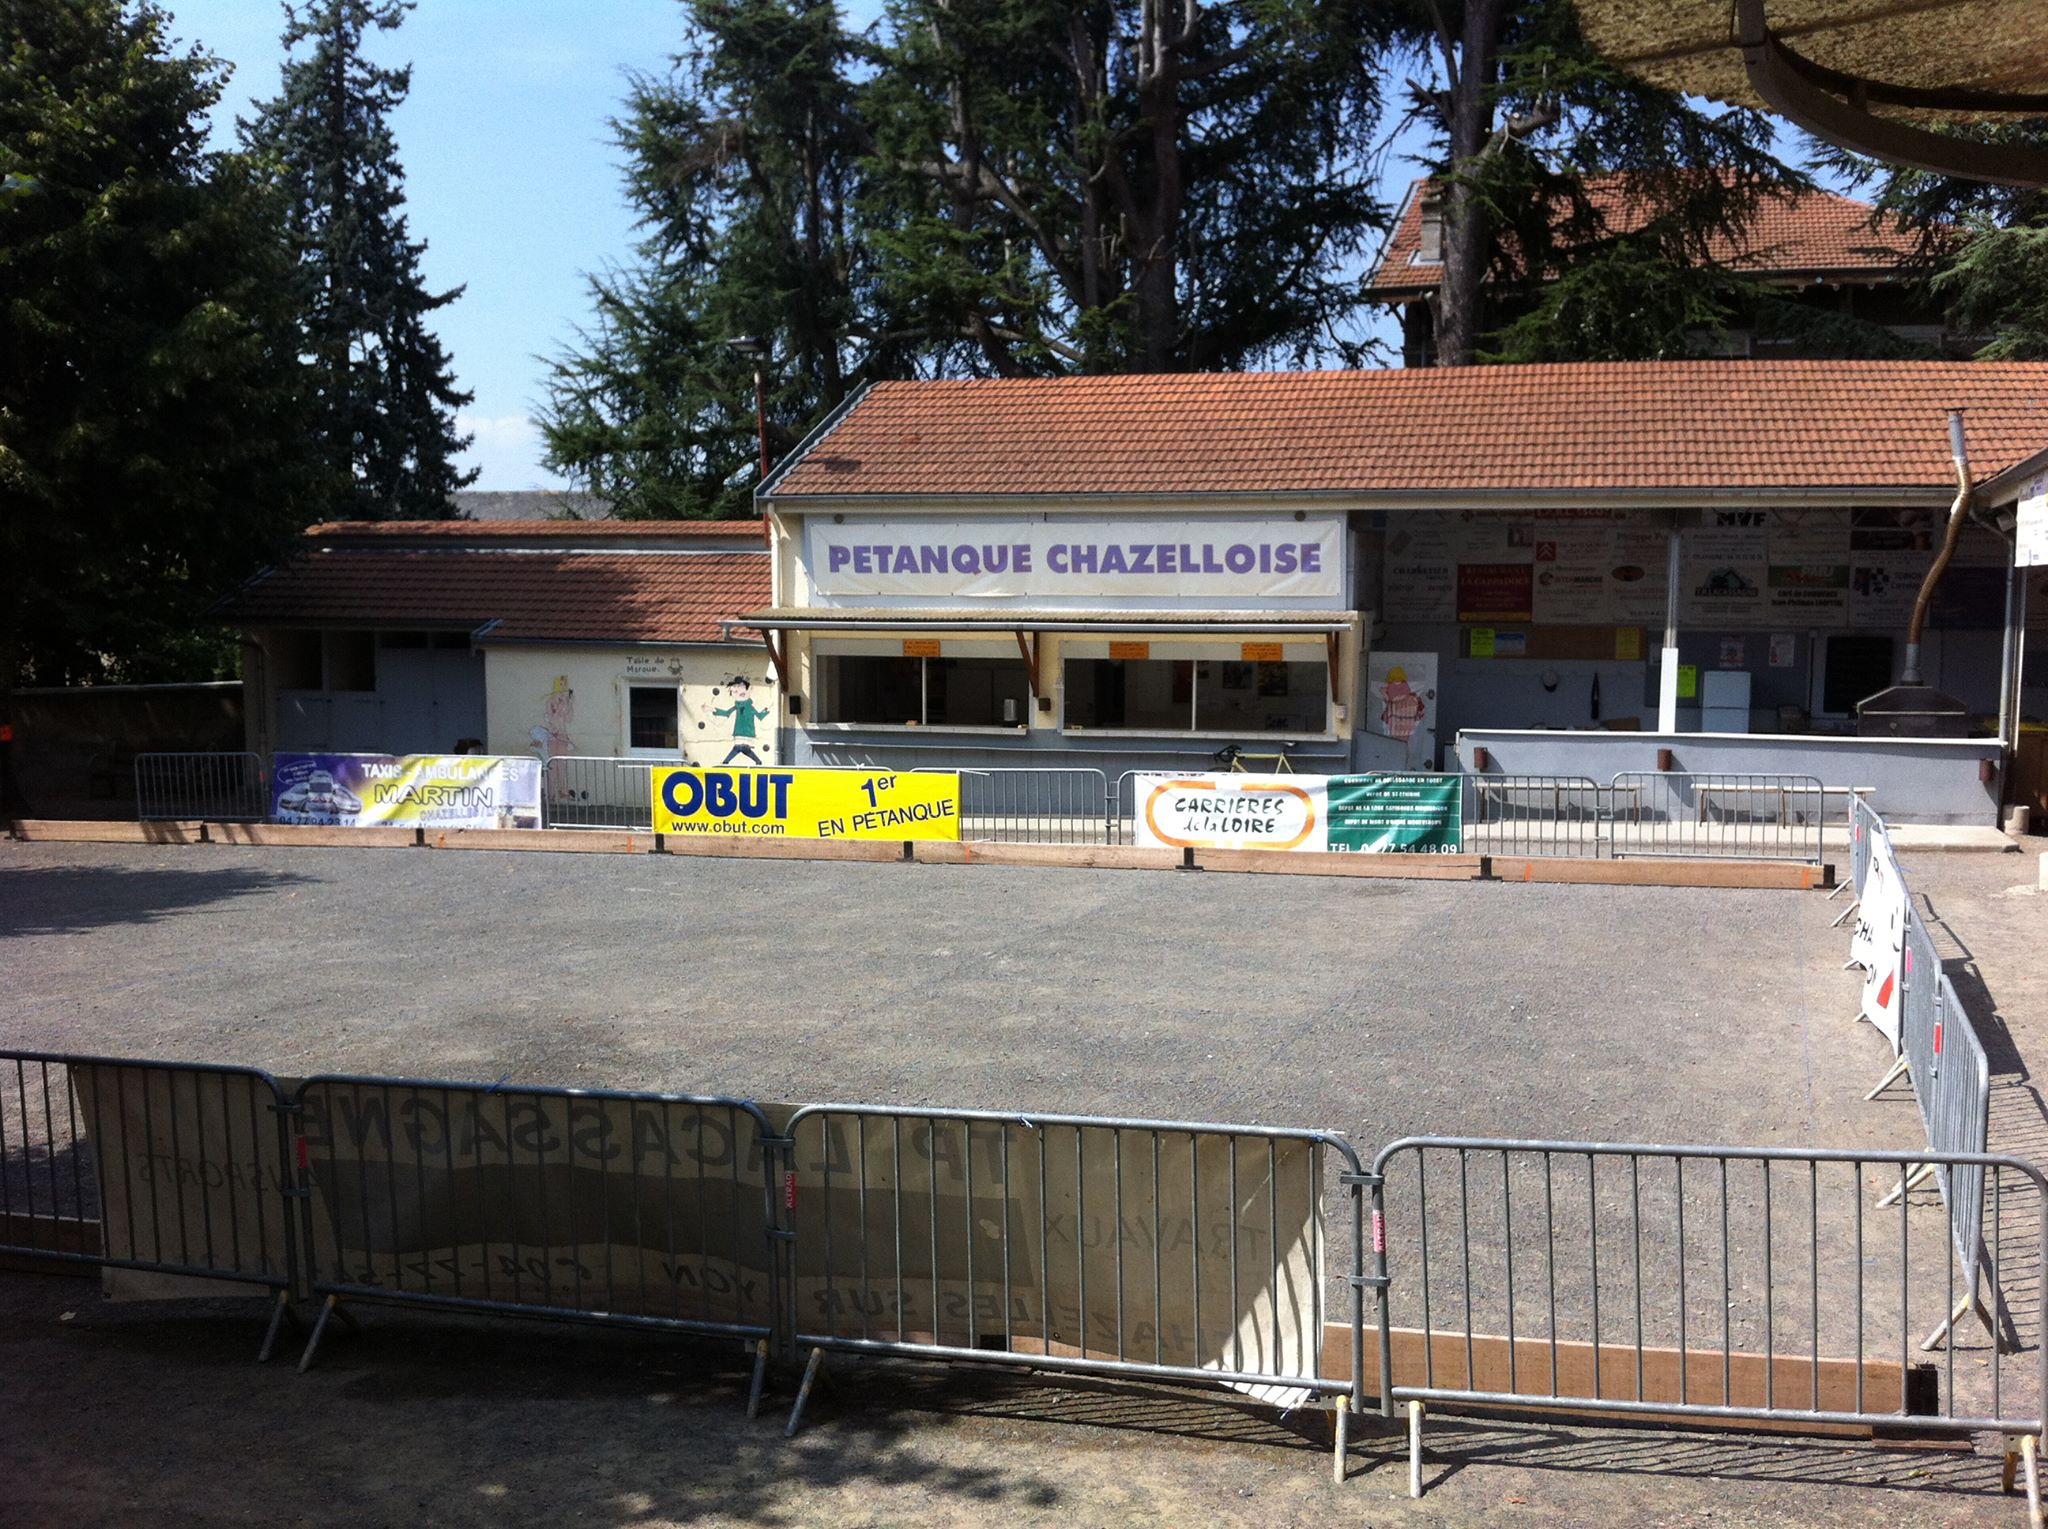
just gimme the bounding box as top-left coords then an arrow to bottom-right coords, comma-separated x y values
1457,562 -> 1534,622
1381,519 -> 1457,622
271,753 -> 541,828
1681,518 -> 1769,626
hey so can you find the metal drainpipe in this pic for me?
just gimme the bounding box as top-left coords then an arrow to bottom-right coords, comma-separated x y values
1902,410 -> 1972,686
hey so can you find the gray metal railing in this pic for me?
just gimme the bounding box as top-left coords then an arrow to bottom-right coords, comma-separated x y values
776,1102 -> 1369,1466
290,1075 -> 784,1381
1606,773 -> 1828,863
541,755 -> 656,831
1461,775 -> 1606,859
912,767 -> 1111,844
1368,1135 -> 2047,1502
0,1051 -> 299,1357
134,752 -> 268,822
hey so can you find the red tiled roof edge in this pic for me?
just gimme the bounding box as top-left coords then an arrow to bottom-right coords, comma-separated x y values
308,518 -> 765,539
1362,175 -> 1924,300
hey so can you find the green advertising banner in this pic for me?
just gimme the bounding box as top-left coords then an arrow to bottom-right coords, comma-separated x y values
1326,773 -> 1463,853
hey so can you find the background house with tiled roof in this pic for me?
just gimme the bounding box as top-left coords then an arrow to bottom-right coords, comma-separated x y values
755,361 -> 2048,821
1367,178 -> 1953,368
220,519 -> 773,773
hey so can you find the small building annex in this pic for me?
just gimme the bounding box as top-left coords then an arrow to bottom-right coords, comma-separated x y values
221,519 -> 774,768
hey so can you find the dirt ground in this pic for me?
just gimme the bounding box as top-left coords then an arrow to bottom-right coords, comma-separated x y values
1,835 -> 2043,1527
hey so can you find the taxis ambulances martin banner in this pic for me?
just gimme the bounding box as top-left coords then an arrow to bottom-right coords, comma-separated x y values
1134,771 -> 1462,853
651,766 -> 961,840
271,753 -> 541,829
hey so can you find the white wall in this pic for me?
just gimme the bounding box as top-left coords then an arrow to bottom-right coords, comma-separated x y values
483,644 -> 780,765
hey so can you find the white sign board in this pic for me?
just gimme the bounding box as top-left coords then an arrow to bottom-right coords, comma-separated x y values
1854,827 -> 1909,1054
803,516 -> 1345,606
1366,650 -> 1438,768
2019,472 -> 2048,568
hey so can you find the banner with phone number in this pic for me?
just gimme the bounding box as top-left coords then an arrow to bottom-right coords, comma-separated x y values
1134,772 -> 1462,853
651,767 -> 961,840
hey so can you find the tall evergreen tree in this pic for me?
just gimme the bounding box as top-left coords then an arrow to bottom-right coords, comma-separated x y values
542,0 -> 1390,512
541,0 -> 885,519
244,0 -> 474,518
860,0 -> 1388,373
0,0 -> 320,690
1376,0 -> 1800,365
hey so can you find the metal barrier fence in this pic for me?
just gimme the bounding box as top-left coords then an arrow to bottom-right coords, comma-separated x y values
776,1103 -> 1368,1458
1607,773 -> 1827,863
541,755 -> 656,831
1461,775 -> 1606,859
0,1051 -> 299,1356
1368,1136 -> 2047,1494
290,1075 -> 784,1378
914,767 -> 1111,844
135,752 -> 268,822
4,1044 -> 2039,1507
1849,794 -> 1882,898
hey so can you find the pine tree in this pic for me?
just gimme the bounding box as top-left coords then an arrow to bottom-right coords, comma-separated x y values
0,0 -> 321,690
1377,0 -> 1800,365
541,0 -> 882,519
244,0 -> 475,519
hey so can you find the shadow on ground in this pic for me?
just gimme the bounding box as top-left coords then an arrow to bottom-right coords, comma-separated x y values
0,1276 -> 2018,1528
0,862 -> 313,939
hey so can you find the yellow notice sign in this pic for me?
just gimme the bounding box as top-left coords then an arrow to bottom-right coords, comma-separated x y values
1677,664 -> 1698,699
1614,627 -> 1642,661
1469,627 -> 1496,658
651,767 -> 961,841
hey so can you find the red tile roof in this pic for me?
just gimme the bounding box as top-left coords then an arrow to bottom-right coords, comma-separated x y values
222,547 -> 770,645
312,519 -> 765,541
1364,177 -> 1920,299
765,362 -> 2048,500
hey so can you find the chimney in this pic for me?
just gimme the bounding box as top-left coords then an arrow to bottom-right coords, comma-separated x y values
1417,186 -> 1444,264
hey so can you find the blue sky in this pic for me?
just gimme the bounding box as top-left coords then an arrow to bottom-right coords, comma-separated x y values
166,2 -> 1819,493
171,0 -> 717,490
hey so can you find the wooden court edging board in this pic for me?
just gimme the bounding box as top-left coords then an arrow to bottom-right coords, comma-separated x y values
1197,849 -> 1486,880
1489,856 -> 1835,890
917,840 -> 1181,871
427,827 -> 646,854
11,819 -> 206,845
8,819 -> 1831,888
1318,1325 -> 1924,1438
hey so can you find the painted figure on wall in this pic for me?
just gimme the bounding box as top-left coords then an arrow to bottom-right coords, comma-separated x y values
540,675 -> 576,755
1378,666 -> 1425,742
712,676 -> 771,766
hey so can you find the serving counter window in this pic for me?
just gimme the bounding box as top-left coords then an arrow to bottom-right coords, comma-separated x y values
1062,641 -> 1330,735
815,642 -> 1030,729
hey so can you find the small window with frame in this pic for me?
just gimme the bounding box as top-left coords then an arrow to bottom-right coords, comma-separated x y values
627,685 -> 680,753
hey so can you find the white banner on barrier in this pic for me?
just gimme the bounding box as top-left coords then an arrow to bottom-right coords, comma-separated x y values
1855,830 -> 1908,1053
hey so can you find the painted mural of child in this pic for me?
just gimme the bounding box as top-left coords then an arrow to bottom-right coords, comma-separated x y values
713,676 -> 772,766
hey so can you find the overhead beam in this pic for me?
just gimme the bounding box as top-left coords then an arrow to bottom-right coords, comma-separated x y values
1737,0 -> 2048,187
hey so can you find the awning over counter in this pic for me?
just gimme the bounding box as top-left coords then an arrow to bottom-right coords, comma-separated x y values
724,607 -> 1355,635
726,608 -> 1356,701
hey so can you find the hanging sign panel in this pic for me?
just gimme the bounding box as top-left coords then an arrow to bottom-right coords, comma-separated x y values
803,516 -> 1344,603
1132,772 -> 1462,853
650,767 -> 961,841
2018,472 -> 2048,568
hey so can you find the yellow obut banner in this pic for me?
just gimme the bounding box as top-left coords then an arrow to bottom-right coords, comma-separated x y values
650,767 -> 961,841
